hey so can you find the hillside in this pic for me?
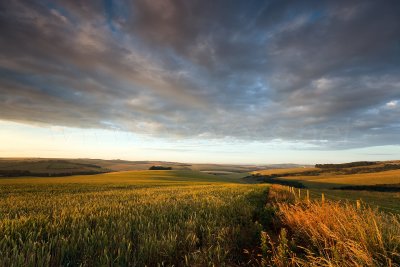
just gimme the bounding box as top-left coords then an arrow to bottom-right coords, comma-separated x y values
0,159 -> 110,177
243,161 -> 400,213
248,161 -> 400,190
0,158 -> 309,177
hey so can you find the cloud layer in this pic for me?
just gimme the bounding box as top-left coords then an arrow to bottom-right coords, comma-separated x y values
1,0 -> 400,149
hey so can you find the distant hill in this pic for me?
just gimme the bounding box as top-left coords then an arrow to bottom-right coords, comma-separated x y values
245,160 -> 400,191
0,159 -> 110,177
0,158 -> 309,177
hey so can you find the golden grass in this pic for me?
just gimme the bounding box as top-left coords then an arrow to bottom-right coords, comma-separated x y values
2,171 -> 399,266
260,185 -> 400,267
0,170 -> 238,185
0,171 -> 267,266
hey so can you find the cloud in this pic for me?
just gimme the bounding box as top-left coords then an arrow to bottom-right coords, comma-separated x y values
0,0 -> 400,149
386,100 -> 398,108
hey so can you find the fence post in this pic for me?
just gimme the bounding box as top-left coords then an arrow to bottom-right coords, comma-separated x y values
298,189 -> 301,199
356,200 -> 361,210
321,193 -> 325,205
306,190 -> 310,203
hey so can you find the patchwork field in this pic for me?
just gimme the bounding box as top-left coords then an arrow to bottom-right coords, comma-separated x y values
250,161 -> 400,213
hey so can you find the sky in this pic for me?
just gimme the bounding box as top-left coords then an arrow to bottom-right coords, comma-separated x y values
0,0 -> 400,164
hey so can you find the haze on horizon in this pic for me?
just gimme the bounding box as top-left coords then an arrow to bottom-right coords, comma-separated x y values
0,0 -> 399,164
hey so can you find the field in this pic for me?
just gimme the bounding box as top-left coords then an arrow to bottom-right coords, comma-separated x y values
1,162 -> 400,266
277,169 -> 400,189
251,162 -> 400,213
0,170 -> 269,266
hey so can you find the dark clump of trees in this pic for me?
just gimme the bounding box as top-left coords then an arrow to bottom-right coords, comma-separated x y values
315,161 -> 377,169
0,170 -> 32,177
333,184 -> 400,192
149,166 -> 172,170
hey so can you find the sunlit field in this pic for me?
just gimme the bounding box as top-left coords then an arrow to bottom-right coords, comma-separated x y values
261,185 -> 400,266
0,170 -> 268,266
251,164 -> 400,213
279,169 -> 400,188
2,0 -> 400,265
1,168 -> 399,266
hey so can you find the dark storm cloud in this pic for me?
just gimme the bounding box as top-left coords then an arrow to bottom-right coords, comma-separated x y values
0,0 -> 400,148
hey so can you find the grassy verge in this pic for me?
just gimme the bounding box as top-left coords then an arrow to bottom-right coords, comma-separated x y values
259,185 -> 400,266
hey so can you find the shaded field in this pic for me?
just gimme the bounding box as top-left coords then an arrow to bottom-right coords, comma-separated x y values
0,159 -> 110,177
334,183 -> 400,192
0,170 -> 268,266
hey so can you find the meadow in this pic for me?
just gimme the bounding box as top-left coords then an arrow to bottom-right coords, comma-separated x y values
1,166 -> 399,266
0,170 -> 268,266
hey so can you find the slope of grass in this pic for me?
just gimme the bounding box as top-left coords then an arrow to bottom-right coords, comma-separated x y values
0,171 -> 267,266
0,159 -> 110,176
0,169 -> 242,185
279,169 -> 400,188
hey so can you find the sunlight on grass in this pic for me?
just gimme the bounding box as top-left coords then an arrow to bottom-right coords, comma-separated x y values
0,171 -> 267,266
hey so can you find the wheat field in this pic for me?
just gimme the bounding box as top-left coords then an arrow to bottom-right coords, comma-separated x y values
0,171 -> 268,266
1,171 -> 399,266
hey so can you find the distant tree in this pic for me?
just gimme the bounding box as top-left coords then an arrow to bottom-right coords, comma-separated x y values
149,166 -> 172,170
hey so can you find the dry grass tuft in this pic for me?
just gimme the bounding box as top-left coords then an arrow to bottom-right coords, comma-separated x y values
261,185 -> 400,267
